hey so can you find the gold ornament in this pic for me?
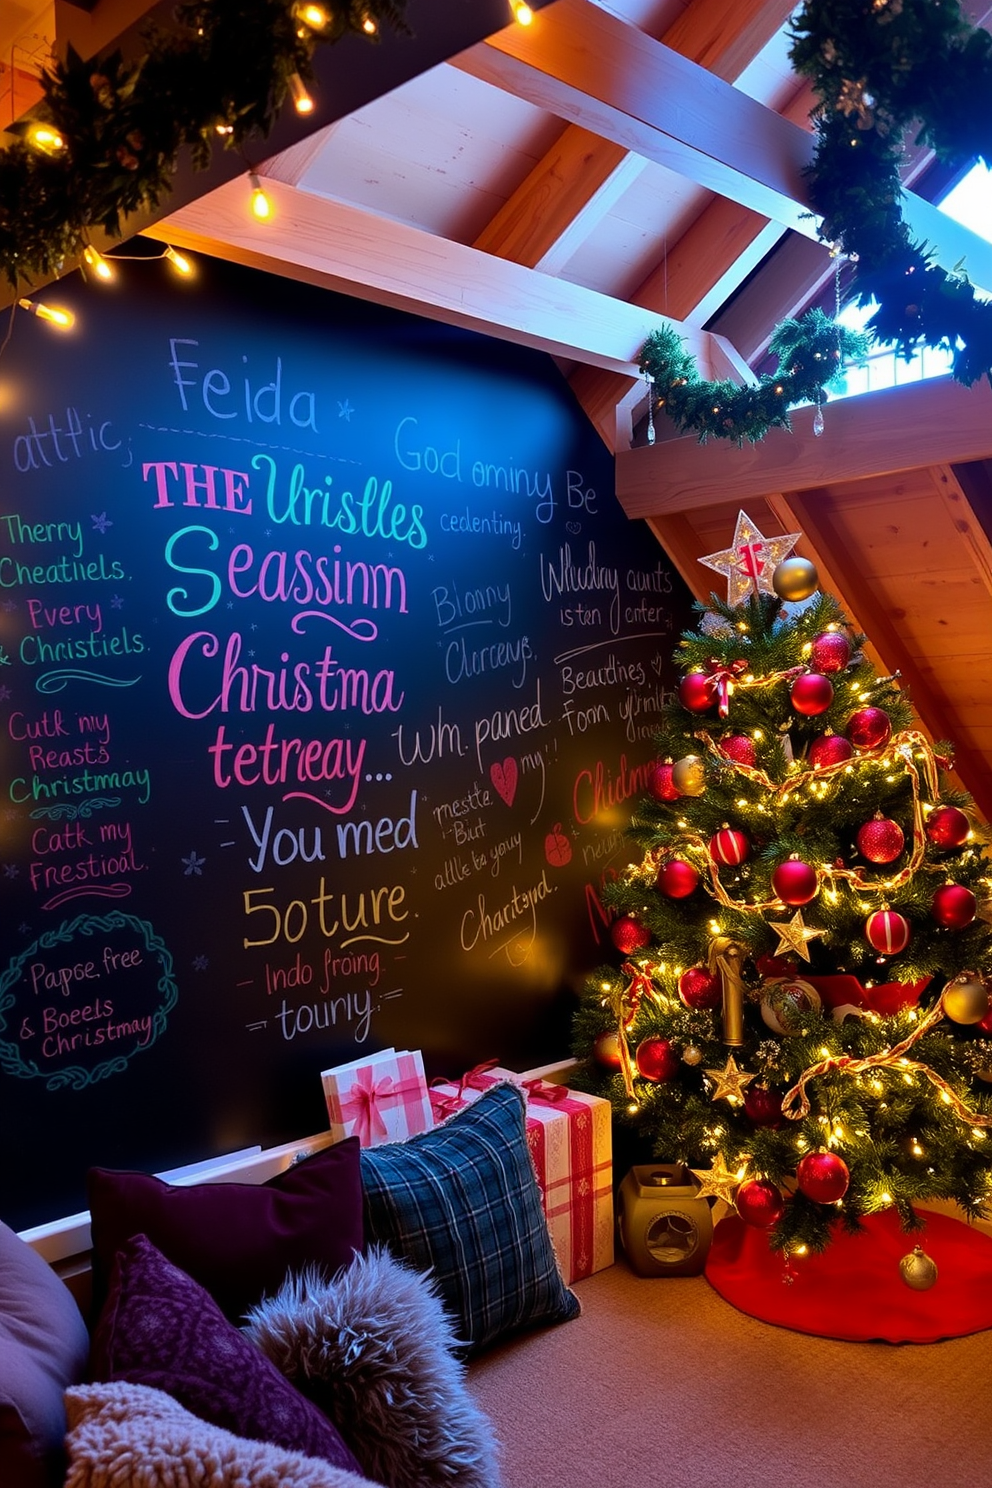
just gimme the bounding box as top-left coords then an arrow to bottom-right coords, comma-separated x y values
698,510 -> 802,608
942,973 -> 991,1025
671,754 -> 706,796
899,1245 -> 938,1292
683,1044 -> 703,1066
772,556 -> 819,602
768,909 -> 827,962
704,1054 -> 756,1104
689,1151 -> 746,1205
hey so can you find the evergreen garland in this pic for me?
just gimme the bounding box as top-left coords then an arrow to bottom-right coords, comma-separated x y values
790,0 -> 992,387
0,0 -> 408,289
638,308 -> 869,445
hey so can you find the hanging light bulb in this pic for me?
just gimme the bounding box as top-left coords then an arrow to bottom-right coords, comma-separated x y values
248,172 -> 272,221
288,73 -> 314,115
296,3 -> 329,28
18,298 -> 75,330
82,246 -> 114,282
29,124 -> 64,153
510,1 -> 534,21
362,13 -> 378,33
164,246 -> 193,277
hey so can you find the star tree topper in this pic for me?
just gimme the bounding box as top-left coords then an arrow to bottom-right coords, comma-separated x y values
698,509 -> 802,607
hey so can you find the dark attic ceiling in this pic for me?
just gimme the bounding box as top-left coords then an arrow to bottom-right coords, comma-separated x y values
6,0 -> 992,818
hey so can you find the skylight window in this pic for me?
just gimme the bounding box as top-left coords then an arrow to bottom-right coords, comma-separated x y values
829,161 -> 992,401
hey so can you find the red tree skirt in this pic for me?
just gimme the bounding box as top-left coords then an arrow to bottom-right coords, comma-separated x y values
705,1208 -> 992,1342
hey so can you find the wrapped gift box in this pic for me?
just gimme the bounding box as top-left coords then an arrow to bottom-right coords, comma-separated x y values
430,1063 -> 613,1284
322,1047 -> 433,1147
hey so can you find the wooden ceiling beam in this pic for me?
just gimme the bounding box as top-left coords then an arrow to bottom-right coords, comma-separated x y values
469,0 -> 796,271
151,178 -> 736,376
763,491 -> 989,817
616,376 -> 992,519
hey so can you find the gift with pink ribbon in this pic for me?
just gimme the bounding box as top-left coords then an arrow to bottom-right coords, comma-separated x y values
322,1048 -> 434,1147
428,1063 -> 613,1285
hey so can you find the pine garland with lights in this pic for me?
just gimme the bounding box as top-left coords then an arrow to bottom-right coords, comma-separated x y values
572,531 -> 992,1259
789,0 -> 992,388
0,0 -> 408,289
638,307 -> 869,445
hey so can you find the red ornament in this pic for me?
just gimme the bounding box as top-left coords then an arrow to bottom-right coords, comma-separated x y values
865,909 -> 911,955
846,706 -> 892,750
931,883 -> 977,930
926,805 -> 970,850
679,671 -> 718,713
719,735 -> 757,767
709,827 -> 750,866
678,966 -> 722,1010
796,1150 -> 850,1204
592,1030 -> 623,1070
808,733 -> 854,769
634,1035 -> 680,1082
790,672 -> 834,716
771,858 -> 818,906
647,761 -> 681,803
656,859 -> 700,899
810,631 -> 852,673
736,1178 -> 786,1230
743,1085 -> 783,1128
611,915 -> 651,954
856,815 -> 905,865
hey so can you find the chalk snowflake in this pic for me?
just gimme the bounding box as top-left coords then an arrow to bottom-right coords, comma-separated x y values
337,399 -> 355,420
192,954 -> 209,971
0,686 -> 11,701
91,512 -> 113,533
182,850 -> 206,876
2,863 -> 19,878
1,599 -> 17,612
110,594 -> 124,609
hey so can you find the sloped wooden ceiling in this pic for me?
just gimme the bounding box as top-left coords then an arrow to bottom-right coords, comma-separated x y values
16,0 -> 992,816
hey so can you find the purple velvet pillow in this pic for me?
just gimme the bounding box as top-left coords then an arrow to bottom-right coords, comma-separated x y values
0,1220 -> 90,1488
89,1233 -> 362,1475
88,1138 -> 363,1321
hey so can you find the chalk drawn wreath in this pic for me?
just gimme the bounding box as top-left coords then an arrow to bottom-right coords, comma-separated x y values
0,911 -> 178,1090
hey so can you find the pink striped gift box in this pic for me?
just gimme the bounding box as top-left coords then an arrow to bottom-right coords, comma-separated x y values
322,1047 -> 433,1146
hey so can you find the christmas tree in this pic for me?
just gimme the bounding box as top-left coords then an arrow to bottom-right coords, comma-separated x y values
573,511 -> 992,1263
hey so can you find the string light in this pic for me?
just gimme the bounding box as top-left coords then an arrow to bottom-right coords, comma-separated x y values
18,298 -> 74,330
29,125 -> 64,153
164,246 -> 193,276
510,1 -> 534,22
288,73 -> 314,114
248,172 -> 272,220
296,3 -> 329,27
82,246 -> 114,282
362,12 -> 378,32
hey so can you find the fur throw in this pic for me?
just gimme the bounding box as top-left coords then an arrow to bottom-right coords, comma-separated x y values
63,1380 -> 382,1488
243,1248 -> 502,1488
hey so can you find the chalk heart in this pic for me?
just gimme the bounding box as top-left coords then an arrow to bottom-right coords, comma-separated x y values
565,520 -> 582,535
490,757 -> 519,807
651,653 -> 666,676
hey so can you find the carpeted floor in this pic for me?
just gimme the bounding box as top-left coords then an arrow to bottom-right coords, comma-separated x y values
467,1258 -> 992,1488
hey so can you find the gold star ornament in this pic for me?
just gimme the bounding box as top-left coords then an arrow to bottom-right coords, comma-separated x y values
698,509 -> 802,608
689,1151 -> 748,1205
704,1054 -> 756,1104
768,909 -> 826,962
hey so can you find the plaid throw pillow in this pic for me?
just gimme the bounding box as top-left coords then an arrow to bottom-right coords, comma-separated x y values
359,1081 -> 580,1355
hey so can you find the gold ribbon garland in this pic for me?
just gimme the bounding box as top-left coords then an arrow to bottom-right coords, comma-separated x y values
781,997 -> 992,1130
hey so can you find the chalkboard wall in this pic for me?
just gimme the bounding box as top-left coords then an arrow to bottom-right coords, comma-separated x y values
0,258 -> 692,1228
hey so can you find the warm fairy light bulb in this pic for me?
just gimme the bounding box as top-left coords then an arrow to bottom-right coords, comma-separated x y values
249,172 -> 272,220
215,122 -> 233,135
288,72 -> 314,114
30,124 -> 64,152
83,246 -> 114,281
362,13 -> 378,32
510,1 -> 534,22
164,246 -> 193,276
18,298 -> 74,329
297,3 -> 329,27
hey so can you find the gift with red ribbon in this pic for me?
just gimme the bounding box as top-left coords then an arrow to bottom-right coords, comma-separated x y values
429,1064 -> 613,1285
322,1048 -> 433,1147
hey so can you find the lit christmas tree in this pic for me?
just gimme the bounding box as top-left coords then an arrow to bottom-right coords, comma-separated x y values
573,511 -> 992,1265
